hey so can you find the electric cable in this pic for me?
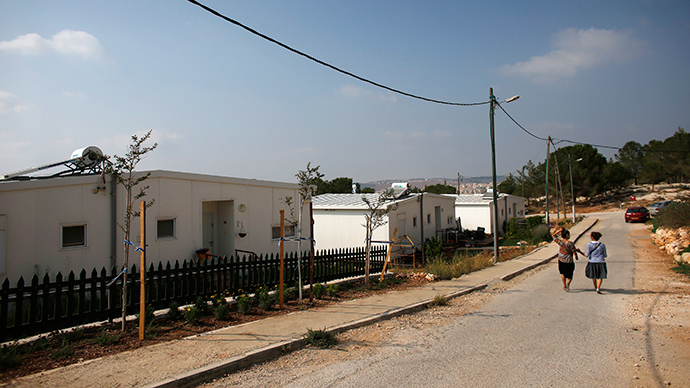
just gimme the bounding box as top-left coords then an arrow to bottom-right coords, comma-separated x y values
186,0 -> 488,107
495,101 -> 549,142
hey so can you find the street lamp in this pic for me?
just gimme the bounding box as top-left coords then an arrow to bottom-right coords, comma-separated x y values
489,88 -> 519,264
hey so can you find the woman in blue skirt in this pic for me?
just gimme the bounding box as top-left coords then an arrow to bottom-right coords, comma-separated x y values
585,231 -> 607,294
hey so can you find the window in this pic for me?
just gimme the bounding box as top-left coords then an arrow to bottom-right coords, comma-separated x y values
62,224 -> 86,248
272,224 -> 296,239
157,218 -> 176,239
427,214 -> 431,224
412,217 -> 417,227
447,216 -> 453,225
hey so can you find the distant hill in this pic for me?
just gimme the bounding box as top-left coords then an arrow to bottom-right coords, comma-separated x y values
362,176 -> 503,193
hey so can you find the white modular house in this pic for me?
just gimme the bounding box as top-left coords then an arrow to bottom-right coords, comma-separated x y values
0,170 -> 309,283
445,191 -> 526,236
312,192 -> 457,251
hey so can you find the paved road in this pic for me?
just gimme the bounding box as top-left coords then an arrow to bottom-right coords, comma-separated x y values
239,212 -> 644,388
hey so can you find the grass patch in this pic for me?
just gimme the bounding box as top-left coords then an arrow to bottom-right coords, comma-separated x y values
430,294 -> 448,307
305,328 -> 337,349
0,345 -> 21,371
425,251 -> 495,280
93,331 -> 121,346
671,262 -> 690,277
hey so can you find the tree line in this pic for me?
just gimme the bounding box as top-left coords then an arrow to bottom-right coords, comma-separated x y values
498,127 -> 689,202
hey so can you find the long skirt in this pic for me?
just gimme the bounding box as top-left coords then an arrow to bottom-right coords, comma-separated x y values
585,262 -> 607,279
558,261 -> 575,279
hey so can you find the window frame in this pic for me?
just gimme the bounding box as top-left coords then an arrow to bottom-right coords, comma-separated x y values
272,224 -> 296,240
156,218 -> 177,240
61,223 -> 87,249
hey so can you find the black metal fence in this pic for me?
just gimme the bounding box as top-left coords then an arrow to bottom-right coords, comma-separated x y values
0,246 -> 386,342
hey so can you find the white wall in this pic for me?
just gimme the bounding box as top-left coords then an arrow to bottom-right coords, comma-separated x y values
312,193 -> 456,251
312,210 -> 388,250
0,171 -> 307,282
455,203 -> 491,233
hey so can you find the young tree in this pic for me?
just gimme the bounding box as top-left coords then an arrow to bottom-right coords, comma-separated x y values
295,162 -> 324,302
106,130 -> 158,331
362,190 -> 397,283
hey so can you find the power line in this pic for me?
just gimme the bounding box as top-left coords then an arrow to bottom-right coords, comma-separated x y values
495,101 -> 548,141
496,101 -> 623,151
185,0 -> 488,107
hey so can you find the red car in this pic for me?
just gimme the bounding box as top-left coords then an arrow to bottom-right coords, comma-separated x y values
625,207 -> 649,223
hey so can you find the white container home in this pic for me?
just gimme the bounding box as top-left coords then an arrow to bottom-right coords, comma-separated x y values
446,191 -> 526,235
312,191 -> 457,251
0,170 -> 308,282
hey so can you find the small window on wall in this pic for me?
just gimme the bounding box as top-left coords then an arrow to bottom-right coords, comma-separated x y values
62,224 -> 86,248
272,224 -> 296,239
427,214 -> 431,224
447,216 -> 453,225
157,218 -> 176,239
413,217 -> 417,227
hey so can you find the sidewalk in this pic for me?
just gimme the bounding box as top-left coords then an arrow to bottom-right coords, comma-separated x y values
7,218 -> 597,388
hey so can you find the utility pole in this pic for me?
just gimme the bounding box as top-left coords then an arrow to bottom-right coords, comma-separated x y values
568,155 -> 576,220
489,88 -> 499,263
545,137 -> 551,226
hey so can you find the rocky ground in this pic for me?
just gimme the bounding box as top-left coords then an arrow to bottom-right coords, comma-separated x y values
201,224 -> 690,388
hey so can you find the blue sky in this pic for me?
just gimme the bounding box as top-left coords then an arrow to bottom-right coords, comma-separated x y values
1,1 -> 689,184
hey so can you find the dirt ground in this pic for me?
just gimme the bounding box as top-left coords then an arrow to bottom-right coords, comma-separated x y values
201,226 -> 690,388
628,226 -> 690,387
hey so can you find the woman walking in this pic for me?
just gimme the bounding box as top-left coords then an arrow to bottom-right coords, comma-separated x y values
552,228 -> 584,292
585,231 -> 607,294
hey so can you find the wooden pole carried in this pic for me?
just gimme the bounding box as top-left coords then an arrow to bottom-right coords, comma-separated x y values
138,201 -> 146,340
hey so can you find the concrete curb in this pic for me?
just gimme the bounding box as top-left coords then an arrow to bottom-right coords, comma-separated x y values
146,218 -> 599,388
144,283 -> 488,388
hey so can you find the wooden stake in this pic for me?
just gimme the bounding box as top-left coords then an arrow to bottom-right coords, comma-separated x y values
139,201 -> 146,340
279,209 -> 285,309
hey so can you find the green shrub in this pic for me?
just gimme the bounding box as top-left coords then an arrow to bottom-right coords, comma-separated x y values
505,218 -> 530,240
424,237 -> 443,259
93,331 -> 121,346
325,284 -> 340,296
655,202 -> 690,229
184,306 -> 203,325
257,290 -> 274,311
236,295 -> 252,315
166,301 -> 182,321
530,224 -> 552,245
213,304 -> 231,321
313,283 -> 326,299
305,328 -> 337,349
526,215 -> 545,230
0,345 -> 21,371
194,296 -> 210,315
284,286 -> 298,301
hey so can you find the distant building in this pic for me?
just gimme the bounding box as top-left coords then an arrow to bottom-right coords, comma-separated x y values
312,191 -> 457,251
445,191 -> 526,236
0,170 -> 309,282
